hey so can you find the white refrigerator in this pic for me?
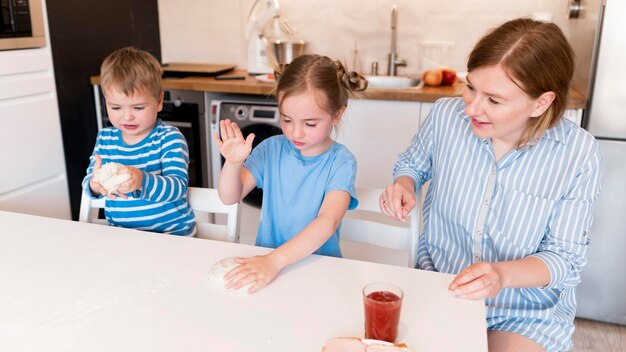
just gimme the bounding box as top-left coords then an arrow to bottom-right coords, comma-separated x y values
576,0 -> 626,325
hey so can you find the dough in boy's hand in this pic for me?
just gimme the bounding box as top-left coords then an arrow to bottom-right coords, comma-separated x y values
207,257 -> 251,295
93,162 -> 131,194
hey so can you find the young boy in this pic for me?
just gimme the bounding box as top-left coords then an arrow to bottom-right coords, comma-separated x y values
82,46 -> 195,236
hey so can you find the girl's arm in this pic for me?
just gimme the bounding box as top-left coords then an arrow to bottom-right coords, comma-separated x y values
224,190 -> 351,293
213,119 -> 256,204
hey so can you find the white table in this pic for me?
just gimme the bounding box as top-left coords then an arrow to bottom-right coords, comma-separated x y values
0,211 -> 487,351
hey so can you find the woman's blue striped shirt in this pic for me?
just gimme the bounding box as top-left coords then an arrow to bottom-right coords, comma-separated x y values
82,119 -> 195,236
393,97 -> 602,351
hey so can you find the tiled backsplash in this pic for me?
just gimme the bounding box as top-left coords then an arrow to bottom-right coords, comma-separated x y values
158,0 -> 574,75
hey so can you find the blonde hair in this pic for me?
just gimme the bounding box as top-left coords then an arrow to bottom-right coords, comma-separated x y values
100,46 -> 163,100
467,18 -> 574,147
273,54 -> 368,119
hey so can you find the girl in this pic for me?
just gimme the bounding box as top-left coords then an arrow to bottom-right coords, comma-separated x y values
380,18 -> 601,351
214,54 -> 368,293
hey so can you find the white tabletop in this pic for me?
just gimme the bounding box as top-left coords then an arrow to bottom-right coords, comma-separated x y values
0,211 -> 487,351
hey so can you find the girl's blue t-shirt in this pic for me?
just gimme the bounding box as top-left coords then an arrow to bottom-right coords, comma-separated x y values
244,135 -> 358,257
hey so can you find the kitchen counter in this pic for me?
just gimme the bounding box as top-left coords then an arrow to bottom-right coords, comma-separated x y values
90,69 -> 586,109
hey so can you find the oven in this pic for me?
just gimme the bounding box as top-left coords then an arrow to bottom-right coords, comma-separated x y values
94,88 -> 210,188
0,0 -> 45,50
210,95 -> 280,207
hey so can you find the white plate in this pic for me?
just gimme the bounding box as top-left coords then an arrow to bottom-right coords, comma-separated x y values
254,74 -> 275,83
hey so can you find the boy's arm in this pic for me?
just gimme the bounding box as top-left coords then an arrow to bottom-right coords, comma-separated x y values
225,190 -> 351,292
119,131 -> 190,202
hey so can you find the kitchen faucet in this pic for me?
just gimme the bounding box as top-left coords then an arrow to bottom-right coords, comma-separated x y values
387,5 -> 406,76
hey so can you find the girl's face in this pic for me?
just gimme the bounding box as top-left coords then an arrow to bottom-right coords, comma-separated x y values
104,86 -> 163,145
279,90 -> 341,157
462,64 -> 551,147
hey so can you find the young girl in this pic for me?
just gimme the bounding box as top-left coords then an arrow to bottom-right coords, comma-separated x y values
214,54 -> 367,293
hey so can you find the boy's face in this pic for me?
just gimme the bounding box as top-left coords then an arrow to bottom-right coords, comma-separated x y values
103,86 -> 163,145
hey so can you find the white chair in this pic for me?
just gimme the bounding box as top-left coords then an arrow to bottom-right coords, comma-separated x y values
340,186 -> 421,268
78,191 -> 107,225
78,187 -> 240,242
187,187 -> 240,242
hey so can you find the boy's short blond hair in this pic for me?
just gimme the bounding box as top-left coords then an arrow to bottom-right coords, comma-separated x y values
100,46 -> 162,100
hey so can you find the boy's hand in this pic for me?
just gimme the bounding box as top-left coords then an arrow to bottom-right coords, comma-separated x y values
223,255 -> 282,294
115,166 -> 143,197
213,119 -> 255,165
89,155 -> 110,197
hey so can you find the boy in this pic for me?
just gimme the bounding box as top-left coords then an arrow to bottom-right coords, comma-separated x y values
82,47 -> 195,236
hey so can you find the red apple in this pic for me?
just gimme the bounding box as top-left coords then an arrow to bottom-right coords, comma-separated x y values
441,68 -> 457,86
422,69 -> 443,86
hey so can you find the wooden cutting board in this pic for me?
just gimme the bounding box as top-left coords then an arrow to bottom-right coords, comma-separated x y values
162,62 -> 236,77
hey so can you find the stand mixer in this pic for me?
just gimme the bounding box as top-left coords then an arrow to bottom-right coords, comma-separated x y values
245,0 -> 294,74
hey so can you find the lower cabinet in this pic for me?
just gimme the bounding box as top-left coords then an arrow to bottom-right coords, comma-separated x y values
0,46 -> 70,219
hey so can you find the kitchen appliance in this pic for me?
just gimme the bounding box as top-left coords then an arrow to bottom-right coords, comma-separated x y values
270,39 -> 306,65
0,0 -> 45,50
210,95 -> 280,207
574,0 -> 626,325
95,89 -> 211,189
244,0 -> 280,75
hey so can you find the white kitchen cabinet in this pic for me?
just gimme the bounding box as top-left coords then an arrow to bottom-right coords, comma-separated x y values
336,99 -> 422,189
0,1 -> 70,220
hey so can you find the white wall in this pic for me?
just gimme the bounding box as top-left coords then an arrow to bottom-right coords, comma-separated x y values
158,0 -> 569,74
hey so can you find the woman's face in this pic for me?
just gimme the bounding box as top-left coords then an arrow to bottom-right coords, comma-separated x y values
462,64 -> 546,147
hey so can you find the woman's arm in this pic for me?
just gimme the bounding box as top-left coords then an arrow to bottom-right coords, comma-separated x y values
450,140 -> 602,300
224,190 -> 351,293
449,257 -> 551,299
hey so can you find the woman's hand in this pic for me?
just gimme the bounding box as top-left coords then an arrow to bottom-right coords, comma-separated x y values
223,255 -> 282,293
449,262 -> 505,299
214,119 -> 255,165
380,176 -> 417,222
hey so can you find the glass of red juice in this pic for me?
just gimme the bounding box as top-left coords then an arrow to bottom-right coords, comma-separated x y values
362,282 -> 404,342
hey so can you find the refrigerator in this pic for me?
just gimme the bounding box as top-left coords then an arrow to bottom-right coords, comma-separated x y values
575,0 -> 626,325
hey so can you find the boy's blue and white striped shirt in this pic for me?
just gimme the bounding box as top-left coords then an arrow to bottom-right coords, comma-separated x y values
393,97 -> 602,351
82,119 -> 195,236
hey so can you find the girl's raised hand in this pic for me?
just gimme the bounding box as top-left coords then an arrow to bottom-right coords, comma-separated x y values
213,119 -> 255,164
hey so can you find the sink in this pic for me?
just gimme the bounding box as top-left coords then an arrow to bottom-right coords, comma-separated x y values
365,75 -> 421,89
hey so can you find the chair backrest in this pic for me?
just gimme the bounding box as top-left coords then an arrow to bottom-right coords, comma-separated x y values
187,187 -> 240,242
78,191 -> 107,225
340,186 -> 421,268
78,187 -> 240,242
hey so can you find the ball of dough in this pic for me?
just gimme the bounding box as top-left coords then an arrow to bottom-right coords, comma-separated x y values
93,162 -> 131,193
207,257 -> 251,295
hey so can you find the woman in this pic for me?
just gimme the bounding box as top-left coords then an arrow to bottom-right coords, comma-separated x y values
380,18 -> 602,351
